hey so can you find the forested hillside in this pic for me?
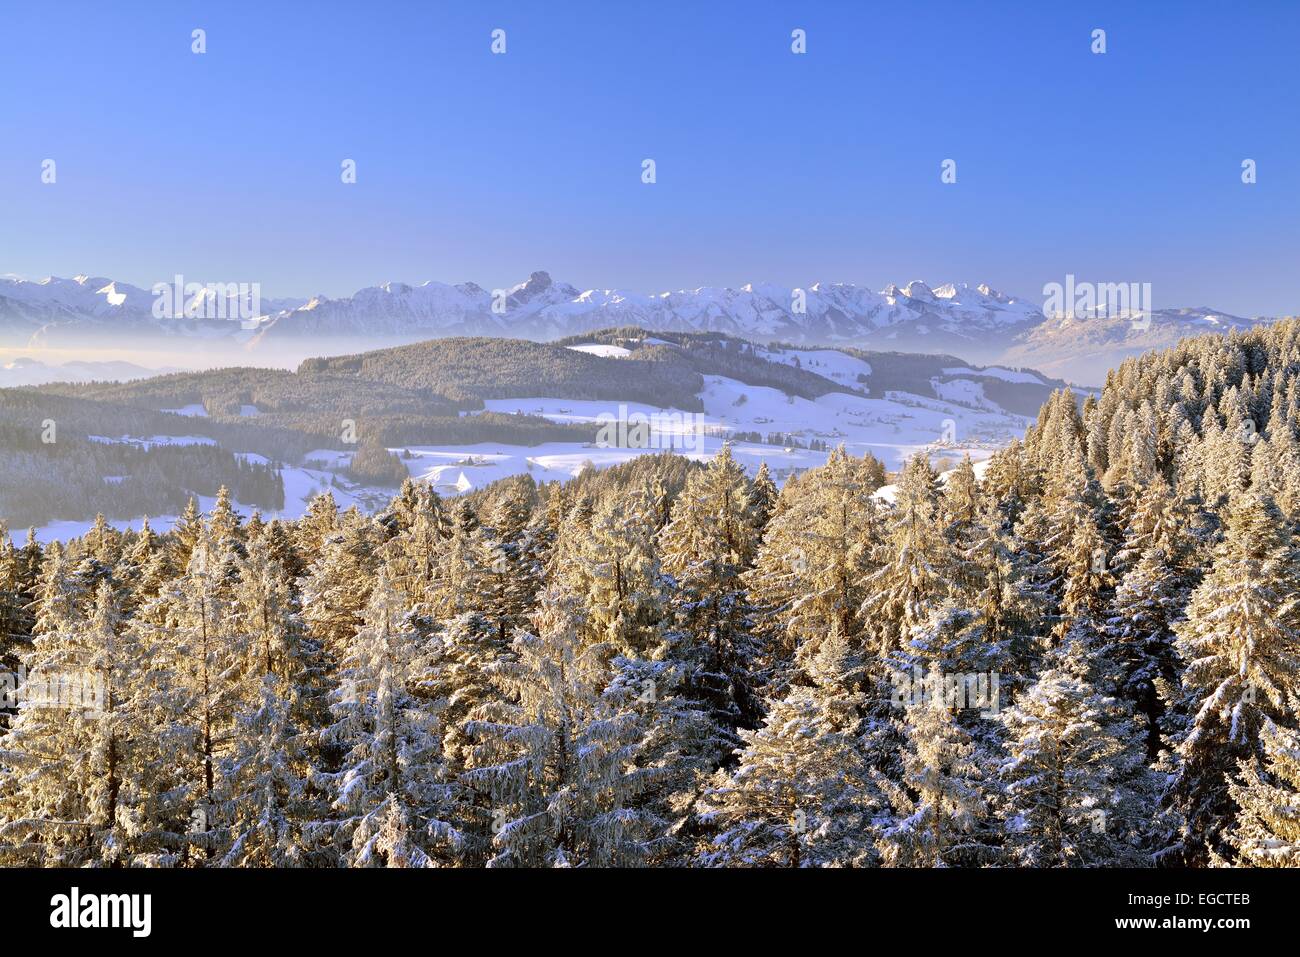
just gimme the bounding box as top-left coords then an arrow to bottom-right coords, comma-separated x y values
300,336 -> 711,409
557,326 -> 1076,413
33,364 -> 597,444
1,361 -> 600,527
4,330 -> 1062,529
4,320 -> 1300,867
554,328 -> 863,400
0,386 -> 289,527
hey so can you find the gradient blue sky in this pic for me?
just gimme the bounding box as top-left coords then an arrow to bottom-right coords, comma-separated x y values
2,0 -> 1297,314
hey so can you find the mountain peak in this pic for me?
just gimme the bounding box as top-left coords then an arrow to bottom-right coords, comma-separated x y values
903,280 -> 935,301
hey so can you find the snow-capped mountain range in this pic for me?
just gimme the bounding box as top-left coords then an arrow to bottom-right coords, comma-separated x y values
0,271 -> 1280,384
254,273 -> 1050,345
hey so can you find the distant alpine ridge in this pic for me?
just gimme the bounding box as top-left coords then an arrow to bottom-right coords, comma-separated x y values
0,271 -> 1279,384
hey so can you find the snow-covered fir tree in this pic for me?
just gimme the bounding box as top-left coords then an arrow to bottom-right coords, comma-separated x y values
1227,717 -> 1300,866
0,580 -> 149,865
659,444 -> 764,741
699,624 -> 877,866
1161,491 -> 1300,865
874,699 -> 990,867
746,447 -> 883,688
861,454 -> 952,657
321,570 -> 459,867
999,633 -> 1155,866
460,583 -> 662,867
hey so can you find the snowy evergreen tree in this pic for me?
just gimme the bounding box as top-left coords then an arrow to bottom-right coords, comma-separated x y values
746,447 -> 882,687
0,580 -> 149,865
410,610 -> 509,865
1162,492 -> 1300,865
321,571 -> 459,867
215,537 -> 326,866
749,460 -> 780,531
861,454 -> 952,656
699,625 -> 877,866
0,526 -> 26,680
1227,717 -> 1300,866
1105,478 -> 1195,758
217,674 -> 310,866
557,482 -> 671,658
426,501 -> 489,619
164,529 -> 248,862
659,444 -> 764,736
301,508 -> 381,657
461,584 -> 663,867
999,634 -> 1155,866
208,485 -> 244,549
874,700 -> 990,867
476,498 -> 541,645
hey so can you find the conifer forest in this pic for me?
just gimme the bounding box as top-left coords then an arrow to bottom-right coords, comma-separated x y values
5,321 -> 1300,870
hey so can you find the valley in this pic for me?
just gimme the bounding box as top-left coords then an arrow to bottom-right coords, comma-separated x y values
0,330 -> 1074,542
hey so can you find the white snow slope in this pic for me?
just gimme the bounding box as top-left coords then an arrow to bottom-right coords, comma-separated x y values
33,359 -> 1029,542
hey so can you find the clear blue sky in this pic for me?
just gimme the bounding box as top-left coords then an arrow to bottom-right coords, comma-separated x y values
1,0 -> 1297,315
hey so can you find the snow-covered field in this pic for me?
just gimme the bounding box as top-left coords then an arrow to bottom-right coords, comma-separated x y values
391,373 -> 1022,499
941,366 -> 1047,385
486,374 -> 1023,460
930,377 -> 997,411
755,345 -> 873,389
565,343 -> 631,358
33,369 -> 1028,543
